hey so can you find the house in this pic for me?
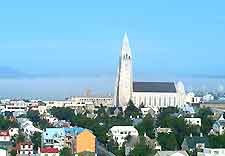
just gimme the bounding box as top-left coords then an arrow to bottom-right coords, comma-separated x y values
16,141 -> 33,155
17,118 -> 43,136
108,126 -> 139,147
8,128 -> 19,137
185,118 -> 201,127
75,130 -> 96,154
42,127 -> 96,154
39,147 -> 59,156
0,147 -> 7,156
213,120 -> 225,135
181,135 -> 209,151
0,131 -> 11,142
197,148 -> 225,156
154,151 -> 189,156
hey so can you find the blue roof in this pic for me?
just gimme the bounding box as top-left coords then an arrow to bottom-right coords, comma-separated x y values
43,127 -> 86,139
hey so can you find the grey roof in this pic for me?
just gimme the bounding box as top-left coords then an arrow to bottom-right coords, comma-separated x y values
133,82 -> 176,93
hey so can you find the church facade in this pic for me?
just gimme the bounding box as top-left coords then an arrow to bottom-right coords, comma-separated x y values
114,33 -> 186,109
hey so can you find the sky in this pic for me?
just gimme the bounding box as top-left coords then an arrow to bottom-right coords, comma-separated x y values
0,0 -> 225,99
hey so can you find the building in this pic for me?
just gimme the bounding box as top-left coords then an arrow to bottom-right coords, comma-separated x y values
0,131 -> 10,142
185,92 -> 202,104
114,33 -> 186,108
0,147 -> 7,156
69,96 -> 113,107
42,127 -> 96,154
154,151 -> 189,156
212,120 -> 225,135
39,147 -> 60,156
198,148 -> 225,156
132,81 -> 186,109
114,33 -> 133,107
185,118 -> 201,127
108,126 -> 139,147
16,141 -> 33,155
181,136 -> 209,151
75,130 -> 96,154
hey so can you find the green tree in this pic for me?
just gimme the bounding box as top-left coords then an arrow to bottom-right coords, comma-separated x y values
50,107 -> 75,122
27,110 -> 41,124
130,136 -> 155,156
124,100 -> 141,118
9,150 -> 17,156
197,108 -> 214,135
60,147 -> 72,156
31,132 -> 41,151
208,134 -> 225,148
15,133 -> 25,144
157,133 -> 178,150
136,113 -> 155,138
0,116 -> 17,130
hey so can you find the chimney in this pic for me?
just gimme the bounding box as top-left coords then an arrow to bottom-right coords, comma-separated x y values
200,133 -> 203,137
190,133 -> 193,137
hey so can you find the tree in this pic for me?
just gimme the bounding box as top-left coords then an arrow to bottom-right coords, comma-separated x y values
60,147 -> 72,156
50,107 -> 75,122
124,100 -> 141,118
31,132 -> 41,151
27,110 -> 41,124
130,136 -> 155,156
197,108 -> 214,135
9,150 -> 17,156
208,134 -> 225,148
136,113 -> 155,138
157,133 -> 178,150
0,116 -> 17,130
15,133 -> 25,144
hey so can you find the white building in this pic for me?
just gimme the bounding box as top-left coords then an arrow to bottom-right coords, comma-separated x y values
185,118 -> 201,127
0,131 -> 11,142
3,100 -> 28,112
8,128 -> 19,137
0,147 -> 7,156
109,126 -> 139,147
203,94 -> 214,102
132,81 -> 186,109
212,120 -> 225,135
154,151 -> 189,156
16,141 -> 33,155
186,92 -> 202,104
198,148 -> 225,156
69,96 -> 113,107
114,33 -> 186,109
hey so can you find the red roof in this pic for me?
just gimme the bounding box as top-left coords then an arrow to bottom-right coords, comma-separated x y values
40,147 -> 59,153
0,131 -> 10,136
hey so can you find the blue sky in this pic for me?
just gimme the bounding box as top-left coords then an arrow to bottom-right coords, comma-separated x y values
0,1 -> 225,98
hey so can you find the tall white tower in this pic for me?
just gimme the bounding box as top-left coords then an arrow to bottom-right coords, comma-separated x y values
114,33 -> 133,107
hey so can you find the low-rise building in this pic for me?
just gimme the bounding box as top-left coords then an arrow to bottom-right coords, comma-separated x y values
16,141 -> 33,155
154,151 -> 189,156
185,118 -> 201,127
181,136 -> 209,152
0,131 -> 11,142
39,147 -> 60,156
42,127 -> 96,154
198,148 -> 225,156
212,120 -> 225,135
108,126 -> 139,147
0,147 -> 7,156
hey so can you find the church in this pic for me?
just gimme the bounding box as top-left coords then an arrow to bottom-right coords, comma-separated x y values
114,33 -> 186,110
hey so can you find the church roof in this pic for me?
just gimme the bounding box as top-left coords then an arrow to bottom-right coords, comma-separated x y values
133,82 -> 177,93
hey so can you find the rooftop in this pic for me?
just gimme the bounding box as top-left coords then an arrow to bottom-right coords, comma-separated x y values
133,82 -> 177,93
